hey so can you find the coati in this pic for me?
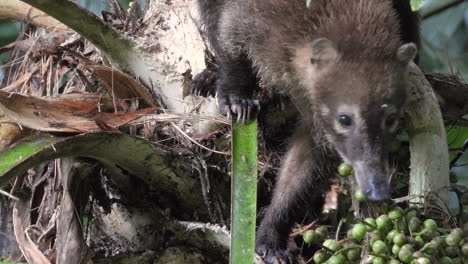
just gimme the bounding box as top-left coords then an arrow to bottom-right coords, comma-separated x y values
194,0 -> 420,263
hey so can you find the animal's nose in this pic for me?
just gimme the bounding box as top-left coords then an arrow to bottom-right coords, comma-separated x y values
364,177 -> 390,201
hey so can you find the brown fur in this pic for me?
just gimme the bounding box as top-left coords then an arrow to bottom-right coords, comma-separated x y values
195,0 -> 419,263
220,0 -> 402,89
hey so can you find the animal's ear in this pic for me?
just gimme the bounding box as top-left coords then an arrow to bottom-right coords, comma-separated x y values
310,38 -> 339,67
396,43 -> 417,64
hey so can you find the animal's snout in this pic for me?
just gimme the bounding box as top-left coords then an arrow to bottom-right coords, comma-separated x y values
364,176 -> 390,201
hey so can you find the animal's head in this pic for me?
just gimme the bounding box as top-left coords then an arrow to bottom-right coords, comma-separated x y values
294,38 -> 417,201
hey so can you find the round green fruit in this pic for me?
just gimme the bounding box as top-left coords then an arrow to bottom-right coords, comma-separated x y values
351,223 -> 367,241
462,243 -> 468,256
372,240 -> 388,255
416,257 -> 430,264
303,229 -> 317,244
450,228 -> 465,239
346,248 -> 359,261
423,219 -> 437,229
389,259 -> 402,264
373,257 -> 385,264
398,248 -> 413,263
338,163 -> 353,177
376,215 -> 391,231
313,250 -> 328,264
401,244 -> 414,252
408,217 -> 422,232
323,239 -> 342,252
328,254 -> 346,264
316,226 -> 328,241
439,257 -> 455,264
386,229 -> 400,242
406,209 -> 418,220
445,233 -> 461,247
392,244 -> 401,256
393,233 -> 407,247
355,189 -> 366,202
389,207 -> 404,220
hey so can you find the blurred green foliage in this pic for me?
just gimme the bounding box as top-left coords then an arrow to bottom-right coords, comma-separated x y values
0,20 -> 19,46
419,0 -> 468,80
78,0 -> 132,14
416,0 -> 468,215
411,0 -> 427,11
0,255 -> 27,264
0,21 -> 19,70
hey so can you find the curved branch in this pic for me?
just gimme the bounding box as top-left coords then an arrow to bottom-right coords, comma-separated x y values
18,0 -> 159,91
0,133 -> 207,216
0,0 -> 68,31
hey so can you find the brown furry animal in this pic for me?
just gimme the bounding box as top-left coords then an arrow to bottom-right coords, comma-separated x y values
194,0 -> 419,263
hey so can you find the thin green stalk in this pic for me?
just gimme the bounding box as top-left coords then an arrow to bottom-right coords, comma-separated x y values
230,120 -> 258,264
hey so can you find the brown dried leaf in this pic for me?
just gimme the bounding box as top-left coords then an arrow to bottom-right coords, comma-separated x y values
0,41 -> 16,54
95,110 -> 157,131
0,90 -> 156,132
13,199 -> 51,264
86,64 -> 157,106
2,71 -> 36,92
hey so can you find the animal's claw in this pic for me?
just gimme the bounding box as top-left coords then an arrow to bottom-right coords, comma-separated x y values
218,94 -> 259,123
190,69 -> 218,97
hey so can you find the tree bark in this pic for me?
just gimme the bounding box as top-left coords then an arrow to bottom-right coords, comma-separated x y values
406,63 -> 450,210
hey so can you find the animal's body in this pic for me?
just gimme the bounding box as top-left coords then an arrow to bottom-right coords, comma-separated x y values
194,0 -> 420,263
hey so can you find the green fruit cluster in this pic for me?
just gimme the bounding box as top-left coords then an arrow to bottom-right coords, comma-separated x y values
302,207 -> 468,263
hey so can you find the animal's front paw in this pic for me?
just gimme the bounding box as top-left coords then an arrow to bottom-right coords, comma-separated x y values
217,92 -> 260,123
256,244 -> 294,264
191,69 -> 218,97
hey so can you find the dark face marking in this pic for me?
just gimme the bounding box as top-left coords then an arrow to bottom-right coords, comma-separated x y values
295,39 -> 416,201
314,64 -> 409,201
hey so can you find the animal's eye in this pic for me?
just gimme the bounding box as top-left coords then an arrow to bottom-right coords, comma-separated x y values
338,115 -> 352,127
385,114 -> 398,128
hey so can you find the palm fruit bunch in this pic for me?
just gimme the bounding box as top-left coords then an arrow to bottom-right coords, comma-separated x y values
302,207 -> 467,263
298,163 -> 468,264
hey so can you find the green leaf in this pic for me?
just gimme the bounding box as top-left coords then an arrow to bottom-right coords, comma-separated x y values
230,121 -> 258,264
0,132 -> 203,213
0,134 -> 58,180
411,0 -> 428,11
